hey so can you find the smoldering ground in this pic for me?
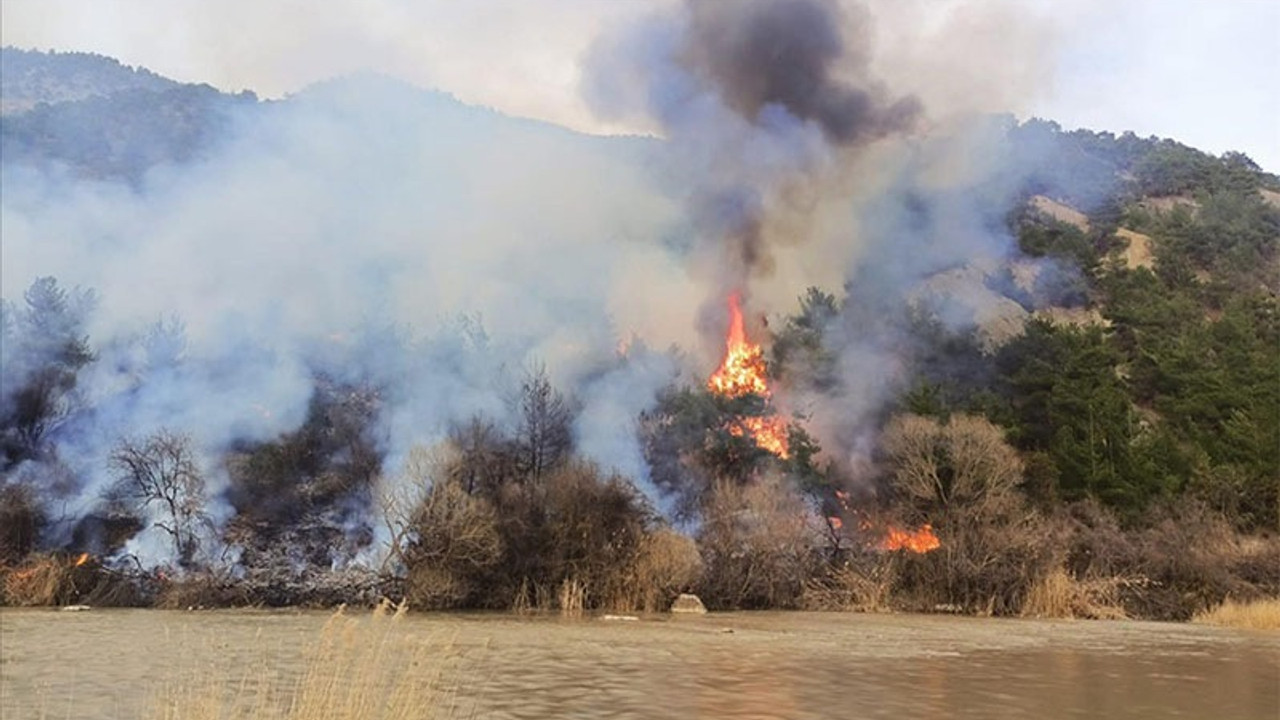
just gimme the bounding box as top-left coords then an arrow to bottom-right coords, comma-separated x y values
3,0 -> 1083,569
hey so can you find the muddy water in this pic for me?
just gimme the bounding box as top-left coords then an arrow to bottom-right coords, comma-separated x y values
2,609 -> 1276,719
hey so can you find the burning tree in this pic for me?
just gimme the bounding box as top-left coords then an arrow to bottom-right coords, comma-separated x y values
111,430 -> 209,568
707,293 -> 790,458
640,293 -> 823,515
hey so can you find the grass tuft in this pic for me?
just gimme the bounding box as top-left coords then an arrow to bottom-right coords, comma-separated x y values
1193,597 -> 1280,630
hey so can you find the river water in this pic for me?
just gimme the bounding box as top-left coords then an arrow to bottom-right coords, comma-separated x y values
1,608 -> 1276,719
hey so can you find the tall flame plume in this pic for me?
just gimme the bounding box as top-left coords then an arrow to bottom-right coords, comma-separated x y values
707,294 -> 789,457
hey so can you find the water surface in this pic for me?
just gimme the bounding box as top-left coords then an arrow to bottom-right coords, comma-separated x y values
2,608 -> 1276,719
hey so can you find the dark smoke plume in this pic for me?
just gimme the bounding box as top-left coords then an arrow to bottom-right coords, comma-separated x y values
682,0 -> 921,145
584,0 -> 925,339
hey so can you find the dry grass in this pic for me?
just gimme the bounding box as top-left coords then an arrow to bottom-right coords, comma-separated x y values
801,559 -> 896,613
2,553 -> 72,606
1021,567 -> 1075,619
600,530 -> 703,614
147,601 -> 468,720
557,577 -> 586,616
1193,598 -> 1280,630
1031,195 -> 1089,231
1021,567 -> 1128,620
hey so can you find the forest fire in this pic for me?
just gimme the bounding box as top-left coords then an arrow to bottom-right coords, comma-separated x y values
74,553 -> 90,567
878,524 -> 941,553
834,492 -> 942,554
707,294 -> 789,457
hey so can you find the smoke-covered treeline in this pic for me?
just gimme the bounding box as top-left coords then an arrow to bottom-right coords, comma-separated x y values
2,0 -> 1277,618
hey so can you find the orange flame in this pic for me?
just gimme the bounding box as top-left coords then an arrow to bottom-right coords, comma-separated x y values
73,553 -> 90,567
708,293 -> 771,398
707,294 -> 789,457
834,495 -> 942,554
731,416 -> 789,457
878,524 -> 941,553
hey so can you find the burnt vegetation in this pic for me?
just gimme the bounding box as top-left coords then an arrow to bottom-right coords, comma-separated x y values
2,59 -> 1278,619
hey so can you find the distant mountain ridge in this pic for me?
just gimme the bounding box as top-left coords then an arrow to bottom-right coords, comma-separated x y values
1,47 -> 266,183
1,47 -> 1275,201
1,47 -> 181,115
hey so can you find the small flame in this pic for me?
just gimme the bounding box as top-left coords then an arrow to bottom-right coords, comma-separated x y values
834,496 -> 942,554
878,524 -> 941,553
73,553 -> 90,567
708,294 -> 789,457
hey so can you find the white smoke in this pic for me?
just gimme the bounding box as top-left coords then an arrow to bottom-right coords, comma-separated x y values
1,74 -> 705,559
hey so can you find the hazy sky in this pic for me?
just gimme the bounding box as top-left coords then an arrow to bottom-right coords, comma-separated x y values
3,0 -> 1277,170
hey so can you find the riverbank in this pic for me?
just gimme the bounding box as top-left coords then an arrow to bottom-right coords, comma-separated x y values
4,530 -> 1278,625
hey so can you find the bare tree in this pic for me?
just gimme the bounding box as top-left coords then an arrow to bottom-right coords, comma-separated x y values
514,366 -> 575,482
377,442 -> 455,575
447,416 -> 516,496
881,413 -> 1023,515
111,430 -> 209,568
881,414 -> 1047,615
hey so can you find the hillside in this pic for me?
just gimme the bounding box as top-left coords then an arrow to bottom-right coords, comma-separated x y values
1,49 -> 1277,620
0,47 -> 180,114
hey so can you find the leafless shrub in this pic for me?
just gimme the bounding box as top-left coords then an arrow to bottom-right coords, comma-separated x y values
882,413 -> 1057,615
882,413 -> 1023,518
1128,498 -> 1258,620
377,444 -> 453,576
611,530 -> 703,613
404,477 -> 502,610
0,482 -> 45,565
697,476 -> 821,609
801,552 -> 897,612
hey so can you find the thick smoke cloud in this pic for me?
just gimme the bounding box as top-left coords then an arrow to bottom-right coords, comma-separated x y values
584,0 -> 925,352
683,0 -> 921,145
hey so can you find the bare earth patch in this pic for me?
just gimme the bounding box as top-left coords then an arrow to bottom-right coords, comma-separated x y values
1116,228 -> 1155,270
1036,307 -> 1108,328
1140,195 -> 1199,214
1030,195 -> 1089,231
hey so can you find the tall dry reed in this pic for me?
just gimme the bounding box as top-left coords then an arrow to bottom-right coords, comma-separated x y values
148,601 -> 468,720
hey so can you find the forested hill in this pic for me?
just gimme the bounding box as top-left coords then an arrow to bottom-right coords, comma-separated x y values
0,47 -> 258,182
888,120 -> 1280,529
0,47 -> 181,114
